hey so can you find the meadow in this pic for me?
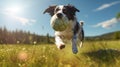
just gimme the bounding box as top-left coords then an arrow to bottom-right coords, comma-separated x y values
0,40 -> 120,67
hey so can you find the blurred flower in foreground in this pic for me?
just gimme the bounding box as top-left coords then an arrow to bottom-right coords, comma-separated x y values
17,51 -> 28,61
33,41 -> 37,45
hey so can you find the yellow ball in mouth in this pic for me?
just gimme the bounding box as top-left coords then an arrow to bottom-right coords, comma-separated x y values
51,17 -> 69,31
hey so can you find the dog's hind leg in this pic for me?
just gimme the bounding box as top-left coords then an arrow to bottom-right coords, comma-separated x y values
79,27 -> 84,48
79,41 -> 83,48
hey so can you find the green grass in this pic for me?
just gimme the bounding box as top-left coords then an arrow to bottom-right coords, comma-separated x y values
0,40 -> 120,67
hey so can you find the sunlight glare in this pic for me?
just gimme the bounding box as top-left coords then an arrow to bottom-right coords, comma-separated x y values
5,6 -> 22,15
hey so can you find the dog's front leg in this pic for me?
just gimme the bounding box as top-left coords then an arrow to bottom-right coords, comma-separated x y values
72,34 -> 78,54
55,35 -> 65,50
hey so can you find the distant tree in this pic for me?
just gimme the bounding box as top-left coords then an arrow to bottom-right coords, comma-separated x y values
24,31 -> 30,44
0,28 -> 3,44
46,33 -> 50,43
116,12 -> 120,20
2,27 -> 8,44
0,27 -> 54,45
114,31 -> 120,40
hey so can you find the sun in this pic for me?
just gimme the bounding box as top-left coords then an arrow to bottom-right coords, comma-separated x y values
5,6 -> 22,15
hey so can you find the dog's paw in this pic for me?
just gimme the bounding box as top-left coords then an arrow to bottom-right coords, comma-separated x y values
59,45 -> 65,50
72,48 -> 78,54
72,43 -> 78,54
56,42 -> 65,50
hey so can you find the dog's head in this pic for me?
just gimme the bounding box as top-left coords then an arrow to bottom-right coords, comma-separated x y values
43,4 -> 80,20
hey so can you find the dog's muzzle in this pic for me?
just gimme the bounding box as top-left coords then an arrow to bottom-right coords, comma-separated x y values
56,13 -> 63,18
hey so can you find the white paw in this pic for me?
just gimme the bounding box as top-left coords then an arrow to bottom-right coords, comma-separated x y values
56,42 -> 65,49
59,45 -> 65,49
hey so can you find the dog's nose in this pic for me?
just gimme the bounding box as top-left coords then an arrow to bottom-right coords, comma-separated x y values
57,13 -> 63,18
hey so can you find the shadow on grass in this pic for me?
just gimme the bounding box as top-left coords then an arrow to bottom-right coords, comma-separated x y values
83,49 -> 120,64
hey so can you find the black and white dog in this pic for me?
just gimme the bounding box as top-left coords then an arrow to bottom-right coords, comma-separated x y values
43,4 -> 84,54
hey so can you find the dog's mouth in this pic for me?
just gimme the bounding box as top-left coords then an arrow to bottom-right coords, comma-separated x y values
51,13 -> 69,23
50,14 -> 69,31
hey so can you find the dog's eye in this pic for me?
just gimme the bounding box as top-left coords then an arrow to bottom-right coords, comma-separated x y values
55,8 -> 60,12
63,9 -> 67,13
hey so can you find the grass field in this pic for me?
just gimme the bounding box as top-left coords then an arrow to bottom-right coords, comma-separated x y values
0,40 -> 120,67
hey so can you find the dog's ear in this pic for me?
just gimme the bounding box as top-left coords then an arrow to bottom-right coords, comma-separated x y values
43,5 -> 57,16
66,4 -> 80,13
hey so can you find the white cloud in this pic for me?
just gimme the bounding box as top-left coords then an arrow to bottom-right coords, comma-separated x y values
93,18 -> 120,29
12,16 -> 36,25
94,1 -> 120,11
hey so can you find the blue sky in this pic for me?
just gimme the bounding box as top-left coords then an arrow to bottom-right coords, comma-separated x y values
0,0 -> 120,36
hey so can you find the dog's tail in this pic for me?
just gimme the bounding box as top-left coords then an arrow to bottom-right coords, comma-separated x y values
80,20 -> 84,26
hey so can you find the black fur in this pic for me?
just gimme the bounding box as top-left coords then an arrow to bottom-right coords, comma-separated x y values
73,22 -> 80,34
43,5 -> 57,16
64,4 -> 79,20
43,4 -> 79,20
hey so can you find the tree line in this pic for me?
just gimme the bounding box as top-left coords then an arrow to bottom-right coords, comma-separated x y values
0,27 -> 54,44
85,31 -> 120,41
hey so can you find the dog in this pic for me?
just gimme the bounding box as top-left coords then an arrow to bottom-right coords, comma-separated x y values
43,4 -> 84,54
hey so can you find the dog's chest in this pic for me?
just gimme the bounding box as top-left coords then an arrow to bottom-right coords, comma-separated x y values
55,21 -> 76,40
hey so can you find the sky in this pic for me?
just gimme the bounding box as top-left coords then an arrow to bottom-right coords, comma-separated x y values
0,0 -> 120,36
